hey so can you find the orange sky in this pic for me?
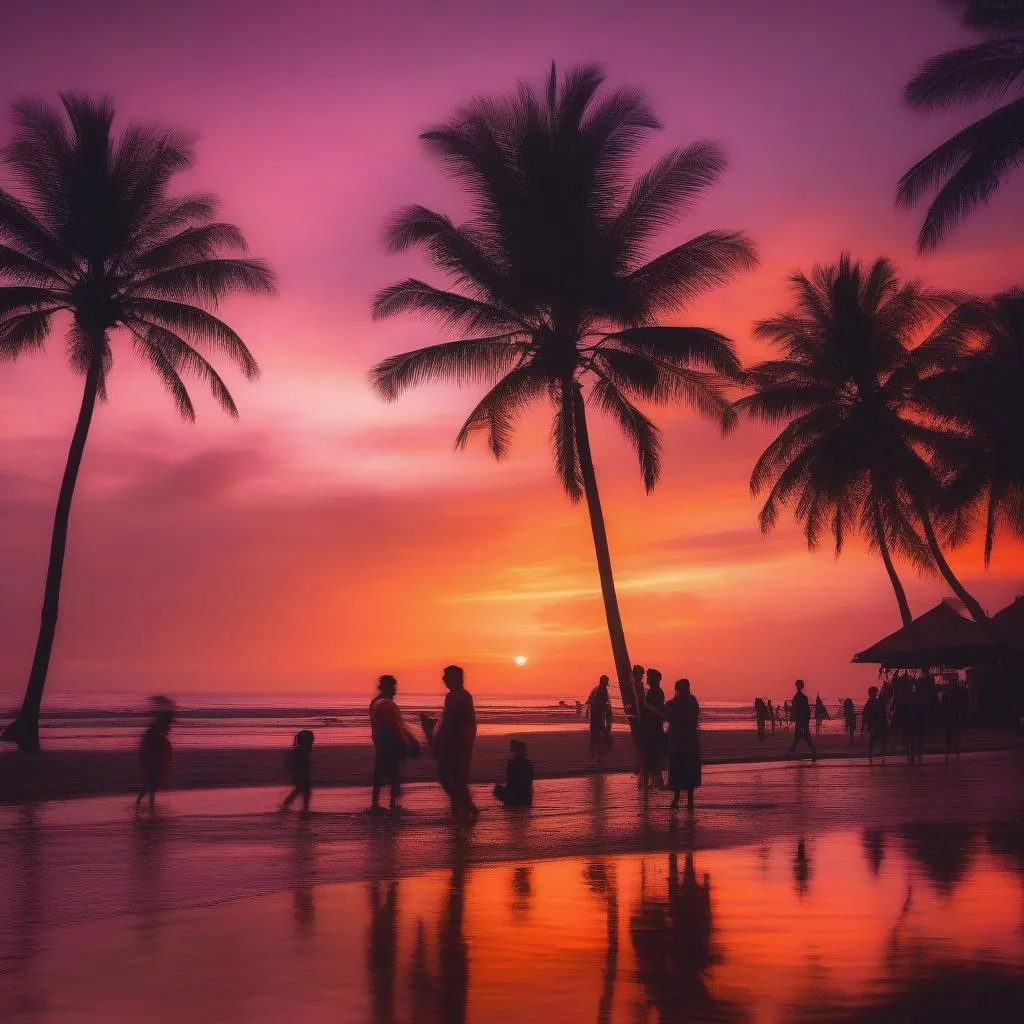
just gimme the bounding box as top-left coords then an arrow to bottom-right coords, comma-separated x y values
2,0 -> 1024,705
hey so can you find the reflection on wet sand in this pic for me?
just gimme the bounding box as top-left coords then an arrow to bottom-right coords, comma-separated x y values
4,821 -> 1024,1022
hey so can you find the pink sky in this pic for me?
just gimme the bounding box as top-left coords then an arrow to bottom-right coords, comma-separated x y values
2,0 -> 1024,704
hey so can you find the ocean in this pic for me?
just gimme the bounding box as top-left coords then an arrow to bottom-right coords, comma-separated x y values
0,689 -> 761,750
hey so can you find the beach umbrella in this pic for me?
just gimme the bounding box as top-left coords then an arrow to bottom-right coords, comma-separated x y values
852,601 -> 999,669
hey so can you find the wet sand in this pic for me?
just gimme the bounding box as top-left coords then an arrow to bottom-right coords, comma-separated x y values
2,722 -> 1020,803
2,752 -> 1023,1022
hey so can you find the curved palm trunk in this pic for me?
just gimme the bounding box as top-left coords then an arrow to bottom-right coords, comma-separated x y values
915,503 -> 989,625
570,385 -> 641,745
1,359 -> 102,753
871,504 -> 914,628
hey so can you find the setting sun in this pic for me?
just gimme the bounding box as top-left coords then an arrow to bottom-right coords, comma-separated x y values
514,655 -> 528,667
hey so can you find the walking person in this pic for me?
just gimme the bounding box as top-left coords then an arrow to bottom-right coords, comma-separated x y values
787,680 -> 816,760
585,674 -> 613,768
282,729 -> 315,815
135,697 -> 175,813
369,675 -> 419,813
665,679 -> 702,811
842,698 -> 857,745
861,685 -> 888,760
422,665 -> 479,825
641,668 -> 666,790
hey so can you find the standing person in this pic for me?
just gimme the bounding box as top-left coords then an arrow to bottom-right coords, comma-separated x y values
493,740 -> 534,807
842,698 -> 857,744
767,700 -> 777,733
423,665 -> 479,825
629,664 -> 646,735
369,675 -> 419,813
666,679 -> 702,811
754,697 -> 768,741
942,678 -> 968,764
641,668 -> 666,790
585,675 -> 613,767
783,700 -> 792,726
814,694 -> 828,735
861,685 -> 888,760
787,680 -> 816,760
135,698 -> 175,812
282,729 -> 315,815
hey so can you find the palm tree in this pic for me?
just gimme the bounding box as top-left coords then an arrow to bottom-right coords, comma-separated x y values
736,255 -> 987,628
0,95 -> 274,752
369,64 -> 756,735
899,1 -> 1024,250
917,290 -> 1024,566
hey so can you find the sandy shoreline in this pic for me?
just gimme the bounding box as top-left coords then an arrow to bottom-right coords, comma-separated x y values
2,723 -> 1021,803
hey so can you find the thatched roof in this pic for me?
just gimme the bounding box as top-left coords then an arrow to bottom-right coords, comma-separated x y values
852,601 -> 999,668
991,596 -> 1024,653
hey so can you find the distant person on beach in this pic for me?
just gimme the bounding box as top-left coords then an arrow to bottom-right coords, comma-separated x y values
861,686 -> 888,760
642,668 -> 666,790
767,700 -> 777,733
754,697 -> 768,741
783,700 -> 792,726
422,665 -> 479,825
843,698 -> 857,744
941,679 -> 968,763
369,675 -> 419,813
282,729 -> 315,815
586,675 -> 613,766
666,679 -> 702,811
493,740 -> 534,807
630,663 -> 646,730
135,698 -> 175,812
814,694 -> 829,735
787,680 -> 816,760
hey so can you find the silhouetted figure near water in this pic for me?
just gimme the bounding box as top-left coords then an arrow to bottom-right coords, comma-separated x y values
787,680 -> 816,760
493,740 -> 533,807
814,694 -> 829,734
641,668 -> 666,790
423,665 -> 479,825
942,679 -> 968,764
862,686 -> 888,760
586,674 -> 613,766
754,697 -> 768,741
135,698 -> 175,812
666,679 -> 702,811
370,675 -> 419,813
282,729 -> 314,814
843,697 -> 857,743
366,879 -> 399,1024
793,838 -> 811,897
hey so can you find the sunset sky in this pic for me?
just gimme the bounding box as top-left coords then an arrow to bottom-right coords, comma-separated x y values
2,0 -> 1024,704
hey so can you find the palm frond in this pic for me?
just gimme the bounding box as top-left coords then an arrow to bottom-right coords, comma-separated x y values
589,375 -> 661,490
897,96 -> 1024,250
0,308 -> 54,360
624,230 -> 758,315
453,363 -> 548,459
132,258 -> 276,304
905,39 -> 1024,109
371,278 -> 526,333
370,335 -> 529,402
551,382 -> 584,502
134,223 -> 247,273
601,325 -> 741,376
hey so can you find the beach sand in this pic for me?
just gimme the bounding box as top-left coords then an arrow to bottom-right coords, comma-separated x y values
2,722 -> 1021,804
2,752 -> 1024,1022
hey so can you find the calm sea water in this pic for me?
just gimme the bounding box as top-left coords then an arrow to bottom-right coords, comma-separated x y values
0,690 -> 763,750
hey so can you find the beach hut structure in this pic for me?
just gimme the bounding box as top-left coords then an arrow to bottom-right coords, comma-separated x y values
991,596 -> 1024,654
852,601 -> 1000,669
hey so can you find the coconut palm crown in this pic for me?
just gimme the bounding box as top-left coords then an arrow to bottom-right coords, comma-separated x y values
370,64 -> 757,728
736,254 -> 984,627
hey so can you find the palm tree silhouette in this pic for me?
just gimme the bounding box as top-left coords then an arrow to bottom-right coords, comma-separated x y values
370,64 -> 756,733
736,254 -> 985,628
917,291 -> 1024,566
899,1 -> 1024,250
0,95 -> 274,751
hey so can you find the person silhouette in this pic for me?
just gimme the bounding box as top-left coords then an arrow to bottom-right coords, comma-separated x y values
842,697 -> 857,744
666,679 -> 702,811
787,680 -> 816,760
814,694 -> 828,734
136,699 -> 175,812
493,739 -> 534,807
423,665 -> 479,825
282,729 -> 314,815
754,697 -> 768,741
585,675 -> 614,766
862,685 -> 888,760
370,675 -> 418,813
641,668 -> 666,790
